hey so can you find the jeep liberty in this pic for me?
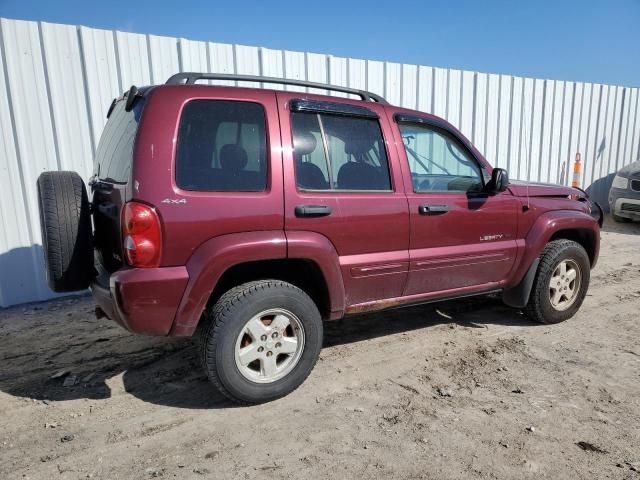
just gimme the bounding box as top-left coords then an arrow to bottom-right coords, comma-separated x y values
37,73 -> 602,404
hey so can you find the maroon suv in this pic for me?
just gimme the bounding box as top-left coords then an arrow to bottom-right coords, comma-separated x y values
37,73 -> 602,404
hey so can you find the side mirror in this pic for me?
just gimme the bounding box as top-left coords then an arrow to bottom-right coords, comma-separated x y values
486,168 -> 509,193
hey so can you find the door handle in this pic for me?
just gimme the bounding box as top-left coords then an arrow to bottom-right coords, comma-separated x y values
295,205 -> 333,218
418,204 -> 449,215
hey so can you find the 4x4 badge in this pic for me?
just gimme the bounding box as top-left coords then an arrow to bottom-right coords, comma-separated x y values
161,198 -> 187,204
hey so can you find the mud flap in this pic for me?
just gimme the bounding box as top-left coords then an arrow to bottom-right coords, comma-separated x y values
502,258 -> 540,308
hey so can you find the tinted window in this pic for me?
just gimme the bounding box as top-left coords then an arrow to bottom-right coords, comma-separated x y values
399,123 -> 483,193
291,112 -> 391,191
94,99 -> 141,183
176,101 -> 267,192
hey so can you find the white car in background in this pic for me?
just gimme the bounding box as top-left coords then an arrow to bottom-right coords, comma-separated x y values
609,160 -> 640,222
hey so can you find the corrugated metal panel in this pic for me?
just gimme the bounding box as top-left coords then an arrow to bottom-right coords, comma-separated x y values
148,34 -> 178,84
0,16 -> 638,307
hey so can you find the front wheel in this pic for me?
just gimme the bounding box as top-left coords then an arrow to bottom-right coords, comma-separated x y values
525,239 -> 590,324
199,280 -> 323,404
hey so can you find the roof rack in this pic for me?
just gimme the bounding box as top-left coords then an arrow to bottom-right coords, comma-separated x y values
165,72 -> 389,104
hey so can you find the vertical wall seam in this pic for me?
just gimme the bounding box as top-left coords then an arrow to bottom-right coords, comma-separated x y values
565,83 -> 576,184
493,76 -> 500,164
546,81 -> 555,182
458,70 -> 464,129
482,74 -> 490,158
176,38 -> 183,73
632,90 -> 640,161
614,88 -> 626,171
414,65 -> 420,110
591,85 -> 605,184
445,68 -> 450,120
303,51 -> 309,93
471,72 -> 477,144
232,44 -> 239,87
604,87 -> 618,178
582,85 -> 594,186
37,22 -> 61,171
145,34 -> 154,83
526,79 -> 536,180
517,79 -> 525,178
537,80 -> 546,181
556,83 -> 566,183
76,26 -> 96,156
620,89 -> 632,165
430,67 -> 435,114
112,30 -> 123,92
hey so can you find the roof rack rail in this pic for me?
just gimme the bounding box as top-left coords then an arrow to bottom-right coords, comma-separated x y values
165,72 -> 389,104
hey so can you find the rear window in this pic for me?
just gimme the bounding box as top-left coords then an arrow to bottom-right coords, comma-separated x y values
175,100 -> 268,192
94,99 -> 141,184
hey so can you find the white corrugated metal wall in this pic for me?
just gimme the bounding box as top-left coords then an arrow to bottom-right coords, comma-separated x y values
0,17 -> 639,307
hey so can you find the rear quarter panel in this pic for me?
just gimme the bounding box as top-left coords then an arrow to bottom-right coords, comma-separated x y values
132,86 -> 284,266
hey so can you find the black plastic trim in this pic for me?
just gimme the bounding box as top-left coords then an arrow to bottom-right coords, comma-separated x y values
290,99 -> 378,118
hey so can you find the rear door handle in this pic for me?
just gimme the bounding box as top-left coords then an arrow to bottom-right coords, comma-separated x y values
418,204 -> 449,215
295,205 -> 332,218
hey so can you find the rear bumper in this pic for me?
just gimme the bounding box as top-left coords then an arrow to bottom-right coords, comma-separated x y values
91,266 -> 189,335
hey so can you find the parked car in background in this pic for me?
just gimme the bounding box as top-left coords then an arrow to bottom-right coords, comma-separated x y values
609,160 -> 640,222
37,73 -> 602,404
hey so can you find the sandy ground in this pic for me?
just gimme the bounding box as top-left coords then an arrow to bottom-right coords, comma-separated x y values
0,215 -> 639,480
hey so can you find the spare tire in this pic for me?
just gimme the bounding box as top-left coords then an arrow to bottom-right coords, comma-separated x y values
37,171 -> 93,292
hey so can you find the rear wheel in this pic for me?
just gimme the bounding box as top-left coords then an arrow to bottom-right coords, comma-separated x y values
525,239 -> 590,324
199,280 -> 323,404
36,171 -> 93,292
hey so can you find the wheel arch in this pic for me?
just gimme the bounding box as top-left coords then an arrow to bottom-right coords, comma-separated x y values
504,210 -> 600,308
171,230 -> 345,336
549,228 -> 598,266
208,259 -> 332,321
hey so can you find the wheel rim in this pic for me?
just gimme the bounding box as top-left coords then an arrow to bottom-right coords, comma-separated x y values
234,308 -> 305,384
548,259 -> 582,311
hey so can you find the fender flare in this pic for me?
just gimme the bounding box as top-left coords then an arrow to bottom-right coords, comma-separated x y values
503,210 -> 599,308
286,230 -> 346,320
170,230 -> 346,336
171,231 -> 287,336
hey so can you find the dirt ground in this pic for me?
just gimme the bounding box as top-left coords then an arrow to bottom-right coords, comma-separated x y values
1,215 -> 639,480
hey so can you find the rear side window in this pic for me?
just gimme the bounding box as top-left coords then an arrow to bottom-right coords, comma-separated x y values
94,99 -> 141,183
176,101 -> 268,192
291,112 -> 391,191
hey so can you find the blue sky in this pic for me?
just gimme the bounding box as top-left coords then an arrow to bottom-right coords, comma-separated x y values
0,0 -> 638,86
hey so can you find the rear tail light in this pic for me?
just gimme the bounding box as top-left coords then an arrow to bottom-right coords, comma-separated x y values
122,202 -> 162,268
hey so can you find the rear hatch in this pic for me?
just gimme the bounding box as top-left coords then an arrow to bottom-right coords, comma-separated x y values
90,96 -> 144,274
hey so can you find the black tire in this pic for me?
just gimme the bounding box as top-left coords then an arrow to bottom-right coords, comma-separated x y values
612,213 -> 631,223
199,280 -> 323,404
37,171 -> 93,292
524,239 -> 590,324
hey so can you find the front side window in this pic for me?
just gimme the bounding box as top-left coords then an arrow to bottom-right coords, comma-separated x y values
399,123 -> 483,193
176,100 -> 267,192
291,112 -> 391,191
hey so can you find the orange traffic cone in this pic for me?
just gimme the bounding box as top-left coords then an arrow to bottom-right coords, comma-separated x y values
571,153 -> 582,188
